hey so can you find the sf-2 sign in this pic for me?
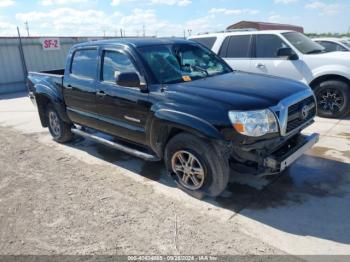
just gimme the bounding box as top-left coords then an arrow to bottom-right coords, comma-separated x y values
40,38 -> 60,50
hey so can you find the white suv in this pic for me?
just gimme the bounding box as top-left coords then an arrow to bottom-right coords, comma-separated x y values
189,30 -> 350,118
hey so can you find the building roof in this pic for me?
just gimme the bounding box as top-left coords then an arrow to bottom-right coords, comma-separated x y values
227,21 -> 304,33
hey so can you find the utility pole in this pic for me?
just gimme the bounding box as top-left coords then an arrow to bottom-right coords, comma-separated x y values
187,29 -> 192,37
24,21 -> 29,37
142,24 -> 146,37
120,28 -> 123,38
103,30 -> 106,38
183,30 -> 186,39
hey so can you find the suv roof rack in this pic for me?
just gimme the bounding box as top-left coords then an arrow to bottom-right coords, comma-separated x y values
196,28 -> 257,35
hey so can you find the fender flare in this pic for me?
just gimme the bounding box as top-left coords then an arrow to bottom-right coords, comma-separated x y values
34,84 -> 70,126
148,109 -> 224,157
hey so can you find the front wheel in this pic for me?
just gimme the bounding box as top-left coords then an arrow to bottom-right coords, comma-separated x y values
314,80 -> 350,118
164,133 -> 230,198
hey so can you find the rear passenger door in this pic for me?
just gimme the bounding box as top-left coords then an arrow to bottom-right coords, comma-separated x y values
218,34 -> 252,72
63,48 -> 100,128
250,34 -> 304,82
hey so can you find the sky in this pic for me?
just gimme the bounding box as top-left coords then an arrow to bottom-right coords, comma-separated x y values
0,0 -> 349,37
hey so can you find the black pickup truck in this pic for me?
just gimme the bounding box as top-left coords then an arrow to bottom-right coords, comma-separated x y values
27,38 -> 319,198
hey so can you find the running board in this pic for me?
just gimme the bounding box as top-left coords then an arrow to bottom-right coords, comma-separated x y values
71,128 -> 160,161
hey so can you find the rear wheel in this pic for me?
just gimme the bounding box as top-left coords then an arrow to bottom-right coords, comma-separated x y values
46,105 -> 74,143
164,133 -> 229,198
314,80 -> 350,118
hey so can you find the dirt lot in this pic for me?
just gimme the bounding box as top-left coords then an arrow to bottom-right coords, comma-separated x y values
0,126 -> 283,255
0,93 -> 350,259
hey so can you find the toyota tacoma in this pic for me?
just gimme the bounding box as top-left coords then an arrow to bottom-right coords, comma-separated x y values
27,38 -> 319,198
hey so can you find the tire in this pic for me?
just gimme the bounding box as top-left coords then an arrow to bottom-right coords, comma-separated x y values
314,80 -> 350,118
164,132 -> 230,198
46,105 -> 74,143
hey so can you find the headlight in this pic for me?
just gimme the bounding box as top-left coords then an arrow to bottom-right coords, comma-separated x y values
228,109 -> 278,137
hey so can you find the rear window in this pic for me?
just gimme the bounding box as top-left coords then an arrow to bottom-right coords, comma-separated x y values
191,37 -> 217,49
220,35 -> 252,58
71,49 -> 98,79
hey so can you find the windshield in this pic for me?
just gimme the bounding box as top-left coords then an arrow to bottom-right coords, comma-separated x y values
282,32 -> 325,54
137,43 -> 232,84
340,40 -> 350,48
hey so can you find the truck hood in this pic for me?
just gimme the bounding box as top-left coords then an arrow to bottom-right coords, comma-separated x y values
303,51 -> 350,64
170,71 -> 310,111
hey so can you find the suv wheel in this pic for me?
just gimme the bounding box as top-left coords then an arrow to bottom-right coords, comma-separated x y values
165,133 -> 229,198
314,80 -> 350,118
47,105 -> 74,143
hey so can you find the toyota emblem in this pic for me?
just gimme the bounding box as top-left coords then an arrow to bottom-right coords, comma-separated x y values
300,105 -> 309,120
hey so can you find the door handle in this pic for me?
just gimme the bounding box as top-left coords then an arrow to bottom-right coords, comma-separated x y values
96,90 -> 106,97
66,84 -> 73,90
255,63 -> 266,68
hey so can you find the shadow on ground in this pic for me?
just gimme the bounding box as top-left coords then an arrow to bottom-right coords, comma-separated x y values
66,136 -> 350,245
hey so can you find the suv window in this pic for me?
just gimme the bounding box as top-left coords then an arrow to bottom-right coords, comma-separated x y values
71,49 -> 98,79
102,50 -> 137,82
317,41 -> 347,52
221,35 -> 252,58
255,35 -> 288,58
191,37 -> 217,49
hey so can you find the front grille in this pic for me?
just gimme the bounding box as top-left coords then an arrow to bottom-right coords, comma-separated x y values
286,96 -> 316,133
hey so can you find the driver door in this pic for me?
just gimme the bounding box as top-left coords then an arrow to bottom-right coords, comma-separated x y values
95,48 -> 150,145
249,34 -> 305,82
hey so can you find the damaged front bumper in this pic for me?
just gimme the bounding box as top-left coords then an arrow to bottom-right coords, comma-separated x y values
263,133 -> 319,172
222,132 -> 319,176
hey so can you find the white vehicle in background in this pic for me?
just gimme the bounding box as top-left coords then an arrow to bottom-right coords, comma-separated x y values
189,30 -> 350,118
313,38 -> 350,52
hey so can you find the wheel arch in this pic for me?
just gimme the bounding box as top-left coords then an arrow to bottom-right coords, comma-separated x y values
309,74 -> 350,89
148,109 -> 224,159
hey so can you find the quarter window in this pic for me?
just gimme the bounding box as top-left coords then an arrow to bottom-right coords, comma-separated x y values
71,49 -> 98,79
255,35 -> 288,58
102,50 -> 137,82
224,35 -> 252,58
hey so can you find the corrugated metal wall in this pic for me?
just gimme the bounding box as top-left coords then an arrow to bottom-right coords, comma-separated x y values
0,37 -> 107,94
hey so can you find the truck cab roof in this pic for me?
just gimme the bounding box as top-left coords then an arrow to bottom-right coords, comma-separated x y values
73,37 -> 192,49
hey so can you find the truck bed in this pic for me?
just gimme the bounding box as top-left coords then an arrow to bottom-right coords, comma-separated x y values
27,69 -> 65,97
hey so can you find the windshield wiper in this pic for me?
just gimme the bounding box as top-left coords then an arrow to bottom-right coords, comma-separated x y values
191,65 -> 209,76
306,49 -> 325,54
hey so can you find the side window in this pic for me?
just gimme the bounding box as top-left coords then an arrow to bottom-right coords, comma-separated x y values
225,35 -> 252,58
191,37 -> 217,49
218,36 -> 230,57
102,50 -> 137,82
255,35 -> 288,58
71,49 -> 98,79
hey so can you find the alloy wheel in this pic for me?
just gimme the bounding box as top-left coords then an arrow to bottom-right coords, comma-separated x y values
48,111 -> 61,137
171,150 -> 205,190
318,88 -> 345,113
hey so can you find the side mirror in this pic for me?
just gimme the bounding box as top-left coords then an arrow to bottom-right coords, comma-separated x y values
277,47 -> 299,60
116,72 -> 147,91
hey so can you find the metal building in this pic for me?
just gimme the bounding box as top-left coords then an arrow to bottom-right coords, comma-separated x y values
0,37 -> 108,94
227,21 -> 304,33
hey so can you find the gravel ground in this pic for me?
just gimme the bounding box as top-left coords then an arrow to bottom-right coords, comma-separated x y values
0,126 -> 291,257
